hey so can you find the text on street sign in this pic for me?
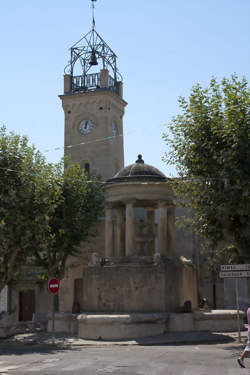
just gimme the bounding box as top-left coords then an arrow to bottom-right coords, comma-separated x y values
221,264 -> 250,271
220,271 -> 250,278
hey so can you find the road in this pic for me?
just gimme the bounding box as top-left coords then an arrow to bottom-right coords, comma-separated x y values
0,342 -> 247,374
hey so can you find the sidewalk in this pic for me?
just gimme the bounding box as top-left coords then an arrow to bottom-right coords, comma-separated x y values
1,329 -> 248,347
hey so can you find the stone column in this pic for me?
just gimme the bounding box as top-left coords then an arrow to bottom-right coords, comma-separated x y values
116,81 -> 123,98
125,201 -> 136,256
158,201 -> 167,255
117,207 -> 125,257
100,69 -> 109,88
167,206 -> 176,256
64,74 -> 72,94
105,204 -> 114,257
146,208 -> 155,256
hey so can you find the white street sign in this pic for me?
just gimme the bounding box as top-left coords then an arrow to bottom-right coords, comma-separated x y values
220,271 -> 250,278
220,264 -> 250,271
219,265 -> 246,343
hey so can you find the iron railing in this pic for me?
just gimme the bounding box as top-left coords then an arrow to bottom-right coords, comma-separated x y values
72,73 -> 100,92
71,73 -> 119,95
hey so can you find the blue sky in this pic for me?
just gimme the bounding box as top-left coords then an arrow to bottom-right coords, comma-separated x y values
0,0 -> 249,176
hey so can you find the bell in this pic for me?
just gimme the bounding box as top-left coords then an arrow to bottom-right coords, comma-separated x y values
89,50 -> 98,66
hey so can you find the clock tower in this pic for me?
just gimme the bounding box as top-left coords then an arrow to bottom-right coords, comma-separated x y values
60,3 -> 127,180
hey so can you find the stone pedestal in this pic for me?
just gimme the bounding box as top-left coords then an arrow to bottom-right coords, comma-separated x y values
100,69 -> 109,88
47,312 -> 78,334
46,309 -> 244,338
193,310 -> 245,332
64,74 -> 72,94
167,310 -> 245,332
0,314 -> 13,338
77,313 -> 168,340
82,257 -> 197,313
116,81 -> 123,98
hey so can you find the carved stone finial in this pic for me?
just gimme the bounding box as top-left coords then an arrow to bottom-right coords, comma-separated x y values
136,154 -> 144,164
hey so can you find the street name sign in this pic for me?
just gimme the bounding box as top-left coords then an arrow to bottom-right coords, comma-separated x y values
220,271 -> 250,278
219,264 -> 250,343
221,264 -> 250,271
220,264 -> 250,278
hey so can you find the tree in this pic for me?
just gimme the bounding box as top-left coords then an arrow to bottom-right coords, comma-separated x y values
0,126 -> 104,292
0,126 -> 51,292
163,74 -> 250,261
32,160 -> 104,280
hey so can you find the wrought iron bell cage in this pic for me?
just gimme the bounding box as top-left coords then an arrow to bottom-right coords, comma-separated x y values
64,28 -> 123,95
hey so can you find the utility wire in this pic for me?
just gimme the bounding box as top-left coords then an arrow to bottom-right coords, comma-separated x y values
43,133 -> 125,154
0,162 -> 248,186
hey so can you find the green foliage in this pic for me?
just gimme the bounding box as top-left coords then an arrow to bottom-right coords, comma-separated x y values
0,126 -> 50,290
32,160 -> 104,279
0,126 -> 104,290
163,74 -> 250,261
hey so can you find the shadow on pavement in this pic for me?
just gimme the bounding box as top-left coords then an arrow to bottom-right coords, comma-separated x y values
0,332 -> 82,356
0,344 -> 82,356
0,330 -> 244,353
134,331 -> 236,346
0,342 -> 82,356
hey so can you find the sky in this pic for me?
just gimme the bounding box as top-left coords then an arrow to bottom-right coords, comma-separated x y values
0,0 -> 250,177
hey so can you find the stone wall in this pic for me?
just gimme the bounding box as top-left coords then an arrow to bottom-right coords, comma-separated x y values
59,220 -> 105,312
83,262 -> 178,312
178,259 -> 198,308
82,258 -> 197,313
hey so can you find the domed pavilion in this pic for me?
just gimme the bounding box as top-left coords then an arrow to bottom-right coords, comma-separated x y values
80,156 -> 197,332
103,155 -> 176,259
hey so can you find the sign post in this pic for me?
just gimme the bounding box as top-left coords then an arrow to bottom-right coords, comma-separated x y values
220,264 -> 250,343
235,278 -> 241,343
48,278 -> 60,344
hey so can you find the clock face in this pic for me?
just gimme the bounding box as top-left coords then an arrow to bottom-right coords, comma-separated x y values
79,120 -> 93,135
112,121 -> 118,136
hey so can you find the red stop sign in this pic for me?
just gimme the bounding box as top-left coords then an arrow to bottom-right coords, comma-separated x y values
48,278 -> 60,295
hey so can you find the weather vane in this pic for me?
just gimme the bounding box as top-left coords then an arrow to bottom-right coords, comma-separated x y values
91,0 -> 97,30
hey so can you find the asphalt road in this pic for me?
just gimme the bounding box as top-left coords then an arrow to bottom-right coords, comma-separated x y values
0,342 -> 247,374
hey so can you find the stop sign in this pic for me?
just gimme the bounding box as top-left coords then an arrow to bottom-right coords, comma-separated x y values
48,278 -> 60,295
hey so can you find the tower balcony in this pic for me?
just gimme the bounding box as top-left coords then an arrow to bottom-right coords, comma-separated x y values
64,72 -> 122,97
72,73 -> 101,92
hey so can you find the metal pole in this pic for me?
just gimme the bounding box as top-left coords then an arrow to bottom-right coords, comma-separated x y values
235,278 -> 241,343
52,294 -> 55,345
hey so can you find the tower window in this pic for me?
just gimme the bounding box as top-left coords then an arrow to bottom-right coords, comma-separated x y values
85,163 -> 90,178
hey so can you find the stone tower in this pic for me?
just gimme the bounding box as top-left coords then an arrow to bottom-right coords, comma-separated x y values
59,17 -> 127,180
